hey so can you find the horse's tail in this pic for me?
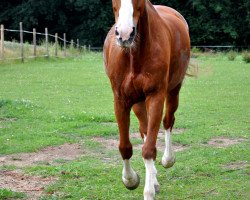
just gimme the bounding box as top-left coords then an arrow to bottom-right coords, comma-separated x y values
186,58 -> 199,77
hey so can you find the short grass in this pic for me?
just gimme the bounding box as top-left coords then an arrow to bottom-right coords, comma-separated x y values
0,189 -> 26,199
0,53 -> 249,199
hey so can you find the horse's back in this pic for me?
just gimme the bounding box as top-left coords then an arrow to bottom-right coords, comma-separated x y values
154,6 -> 189,31
154,5 -> 190,90
154,5 -> 190,54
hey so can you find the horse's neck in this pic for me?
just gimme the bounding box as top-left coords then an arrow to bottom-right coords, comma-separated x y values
137,2 -> 156,49
129,1 -> 157,71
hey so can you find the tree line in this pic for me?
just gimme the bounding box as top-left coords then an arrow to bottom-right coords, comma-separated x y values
0,0 -> 249,47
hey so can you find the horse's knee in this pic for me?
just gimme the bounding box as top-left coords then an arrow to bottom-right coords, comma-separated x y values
142,144 -> 157,160
119,143 -> 133,160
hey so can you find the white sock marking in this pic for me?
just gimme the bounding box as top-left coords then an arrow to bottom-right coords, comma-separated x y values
162,129 -> 175,167
144,159 -> 156,200
122,159 -> 138,187
164,129 -> 173,158
143,134 -> 159,193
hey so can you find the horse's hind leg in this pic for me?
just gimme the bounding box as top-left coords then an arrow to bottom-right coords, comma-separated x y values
162,83 -> 181,168
114,99 -> 140,190
133,102 -> 148,140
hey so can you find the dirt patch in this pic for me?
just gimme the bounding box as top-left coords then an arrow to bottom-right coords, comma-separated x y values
222,161 -> 250,170
0,143 -> 84,167
133,143 -> 188,152
156,142 -> 188,152
0,117 -> 17,122
92,128 -> 188,153
129,128 -> 186,139
0,170 -> 57,200
92,137 -> 119,150
207,137 -> 246,148
100,122 -> 117,127
159,128 -> 186,135
0,143 -> 84,199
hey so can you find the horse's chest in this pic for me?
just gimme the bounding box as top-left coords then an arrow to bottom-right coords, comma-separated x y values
117,73 -> 154,104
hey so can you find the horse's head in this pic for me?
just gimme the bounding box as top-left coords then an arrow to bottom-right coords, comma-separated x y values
112,0 -> 146,48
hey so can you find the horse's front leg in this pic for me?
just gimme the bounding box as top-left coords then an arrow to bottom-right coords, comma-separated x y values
143,93 -> 165,200
114,99 -> 140,190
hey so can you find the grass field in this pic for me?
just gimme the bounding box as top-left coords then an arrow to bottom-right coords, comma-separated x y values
1,41 -> 82,61
0,53 -> 249,200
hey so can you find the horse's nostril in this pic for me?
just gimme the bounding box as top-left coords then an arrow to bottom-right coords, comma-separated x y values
130,27 -> 136,38
115,29 -> 119,36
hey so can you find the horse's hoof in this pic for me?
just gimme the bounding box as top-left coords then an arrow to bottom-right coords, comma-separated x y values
161,156 -> 176,168
154,184 -> 160,194
122,173 -> 140,190
144,190 -> 155,200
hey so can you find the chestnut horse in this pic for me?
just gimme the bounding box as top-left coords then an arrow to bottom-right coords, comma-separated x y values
103,0 -> 190,199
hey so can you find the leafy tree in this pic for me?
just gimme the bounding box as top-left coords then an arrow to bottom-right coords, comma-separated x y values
0,0 -> 249,47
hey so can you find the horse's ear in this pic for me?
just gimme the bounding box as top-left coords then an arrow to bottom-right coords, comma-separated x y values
112,0 -> 120,22
112,0 -> 116,11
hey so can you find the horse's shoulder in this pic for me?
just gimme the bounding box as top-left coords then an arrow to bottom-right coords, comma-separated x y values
103,25 -> 118,70
104,25 -> 115,49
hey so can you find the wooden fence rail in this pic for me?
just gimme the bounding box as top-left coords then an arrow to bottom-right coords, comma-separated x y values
0,22 -> 92,62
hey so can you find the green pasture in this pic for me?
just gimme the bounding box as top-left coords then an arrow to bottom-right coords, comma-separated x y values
0,53 -> 249,199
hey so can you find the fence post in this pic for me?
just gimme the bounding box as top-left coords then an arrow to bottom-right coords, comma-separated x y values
63,33 -> 66,57
33,28 -> 36,58
88,44 -> 91,52
20,22 -> 24,63
77,39 -> 79,53
70,39 -> 74,49
45,28 -> 49,58
0,24 -> 4,60
55,33 -> 58,57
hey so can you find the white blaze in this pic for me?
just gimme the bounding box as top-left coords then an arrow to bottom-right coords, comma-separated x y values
117,0 -> 134,40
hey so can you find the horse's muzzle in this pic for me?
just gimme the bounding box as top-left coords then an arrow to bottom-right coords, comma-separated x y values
116,27 -> 136,48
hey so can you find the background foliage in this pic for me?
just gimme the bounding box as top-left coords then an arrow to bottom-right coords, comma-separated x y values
0,0 -> 249,47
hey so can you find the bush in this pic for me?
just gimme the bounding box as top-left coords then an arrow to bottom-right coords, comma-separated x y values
242,51 -> 250,63
191,47 -> 201,53
227,50 -> 237,61
191,47 -> 202,58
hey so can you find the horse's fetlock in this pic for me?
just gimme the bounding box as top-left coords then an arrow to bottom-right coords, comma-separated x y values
119,144 -> 133,160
